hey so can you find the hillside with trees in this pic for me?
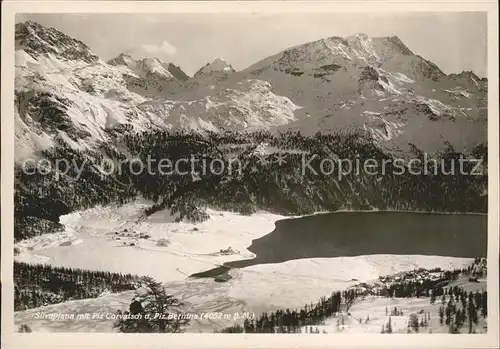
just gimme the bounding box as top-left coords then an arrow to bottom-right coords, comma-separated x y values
15,130 -> 487,241
14,262 -> 141,311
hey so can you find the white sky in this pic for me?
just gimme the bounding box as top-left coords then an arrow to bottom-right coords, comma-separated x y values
17,12 -> 487,77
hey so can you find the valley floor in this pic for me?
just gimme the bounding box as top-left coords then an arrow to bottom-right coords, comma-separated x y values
14,200 -> 477,332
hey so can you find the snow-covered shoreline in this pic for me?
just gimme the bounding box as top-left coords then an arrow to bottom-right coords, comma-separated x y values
13,200 -> 478,333
14,199 -> 285,281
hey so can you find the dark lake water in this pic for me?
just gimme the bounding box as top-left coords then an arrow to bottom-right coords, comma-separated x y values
191,211 -> 488,278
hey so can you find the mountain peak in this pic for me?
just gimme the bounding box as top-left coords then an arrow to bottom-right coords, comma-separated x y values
15,21 -> 99,63
107,53 -> 189,81
118,52 -> 133,59
166,62 -> 190,81
376,35 -> 414,56
107,52 -> 135,67
133,57 -> 174,80
246,32 -> 446,82
213,57 -> 227,64
347,32 -> 370,40
194,57 -> 236,78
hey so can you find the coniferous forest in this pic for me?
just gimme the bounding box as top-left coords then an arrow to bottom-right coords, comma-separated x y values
13,129 -> 489,333
15,130 -> 488,241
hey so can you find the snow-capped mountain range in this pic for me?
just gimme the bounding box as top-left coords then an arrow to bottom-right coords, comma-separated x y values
106,53 -> 189,96
241,33 -> 487,153
14,21 -> 487,162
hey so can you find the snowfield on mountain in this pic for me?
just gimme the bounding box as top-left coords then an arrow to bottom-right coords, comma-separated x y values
241,34 -> 486,153
14,21 -> 486,163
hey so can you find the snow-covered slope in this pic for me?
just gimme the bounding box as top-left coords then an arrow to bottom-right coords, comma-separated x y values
243,33 -> 487,153
15,21 -> 99,64
14,21 -> 300,162
14,47 -> 166,162
138,79 -> 299,131
194,57 -> 236,77
107,53 -> 189,97
179,58 -> 239,90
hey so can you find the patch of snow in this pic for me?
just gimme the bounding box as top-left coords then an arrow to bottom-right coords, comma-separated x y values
378,79 -> 402,95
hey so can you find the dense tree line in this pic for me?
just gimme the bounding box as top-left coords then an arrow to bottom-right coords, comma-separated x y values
377,269 -> 460,299
217,289 -> 361,333
437,286 -> 487,333
380,279 -> 443,298
15,129 -> 487,240
14,262 -> 141,311
14,143 -> 137,241
378,261 -> 486,300
124,130 -> 487,218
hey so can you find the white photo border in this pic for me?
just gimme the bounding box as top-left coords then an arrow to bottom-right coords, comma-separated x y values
2,1 -> 498,348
